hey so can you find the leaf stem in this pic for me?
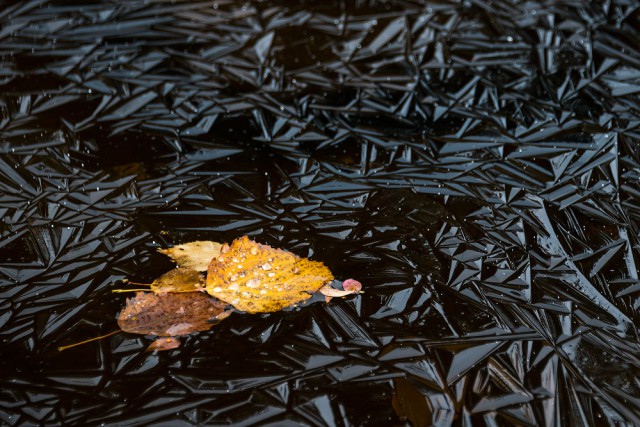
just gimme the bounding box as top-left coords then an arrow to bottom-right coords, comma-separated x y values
58,330 -> 121,351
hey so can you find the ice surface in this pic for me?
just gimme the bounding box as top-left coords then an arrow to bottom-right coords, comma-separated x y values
1,0 -> 639,425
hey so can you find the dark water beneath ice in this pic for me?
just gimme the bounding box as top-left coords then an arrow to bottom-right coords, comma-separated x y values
1,0 -> 639,425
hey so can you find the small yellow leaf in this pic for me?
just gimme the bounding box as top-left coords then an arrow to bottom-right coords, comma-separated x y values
206,236 -> 334,313
158,241 -> 222,271
149,268 -> 205,294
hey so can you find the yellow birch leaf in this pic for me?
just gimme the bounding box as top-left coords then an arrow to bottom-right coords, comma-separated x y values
158,241 -> 222,271
206,236 -> 334,313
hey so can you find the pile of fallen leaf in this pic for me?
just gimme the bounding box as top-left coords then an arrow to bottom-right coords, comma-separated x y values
85,236 -> 361,351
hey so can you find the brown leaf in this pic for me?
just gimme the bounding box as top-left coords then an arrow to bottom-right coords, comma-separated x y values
147,337 -> 181,352
117,292 -> 227,336
206,236 -> 334,313
213,309 -> 234,321
150,268 -> 205,294
158,241 -> 222,271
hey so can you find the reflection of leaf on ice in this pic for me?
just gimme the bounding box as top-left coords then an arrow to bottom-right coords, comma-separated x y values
150,268 -> 205,293
158,241 -> 222,271
117,292 -> 228,337
206,236 -> 334,313
392,378 -> 432,426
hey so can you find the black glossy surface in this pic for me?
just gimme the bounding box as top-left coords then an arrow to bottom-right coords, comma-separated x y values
1,1 -> 639,425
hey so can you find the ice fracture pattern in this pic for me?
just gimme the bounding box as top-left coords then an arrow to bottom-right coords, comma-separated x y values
1,0 -> 639,425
